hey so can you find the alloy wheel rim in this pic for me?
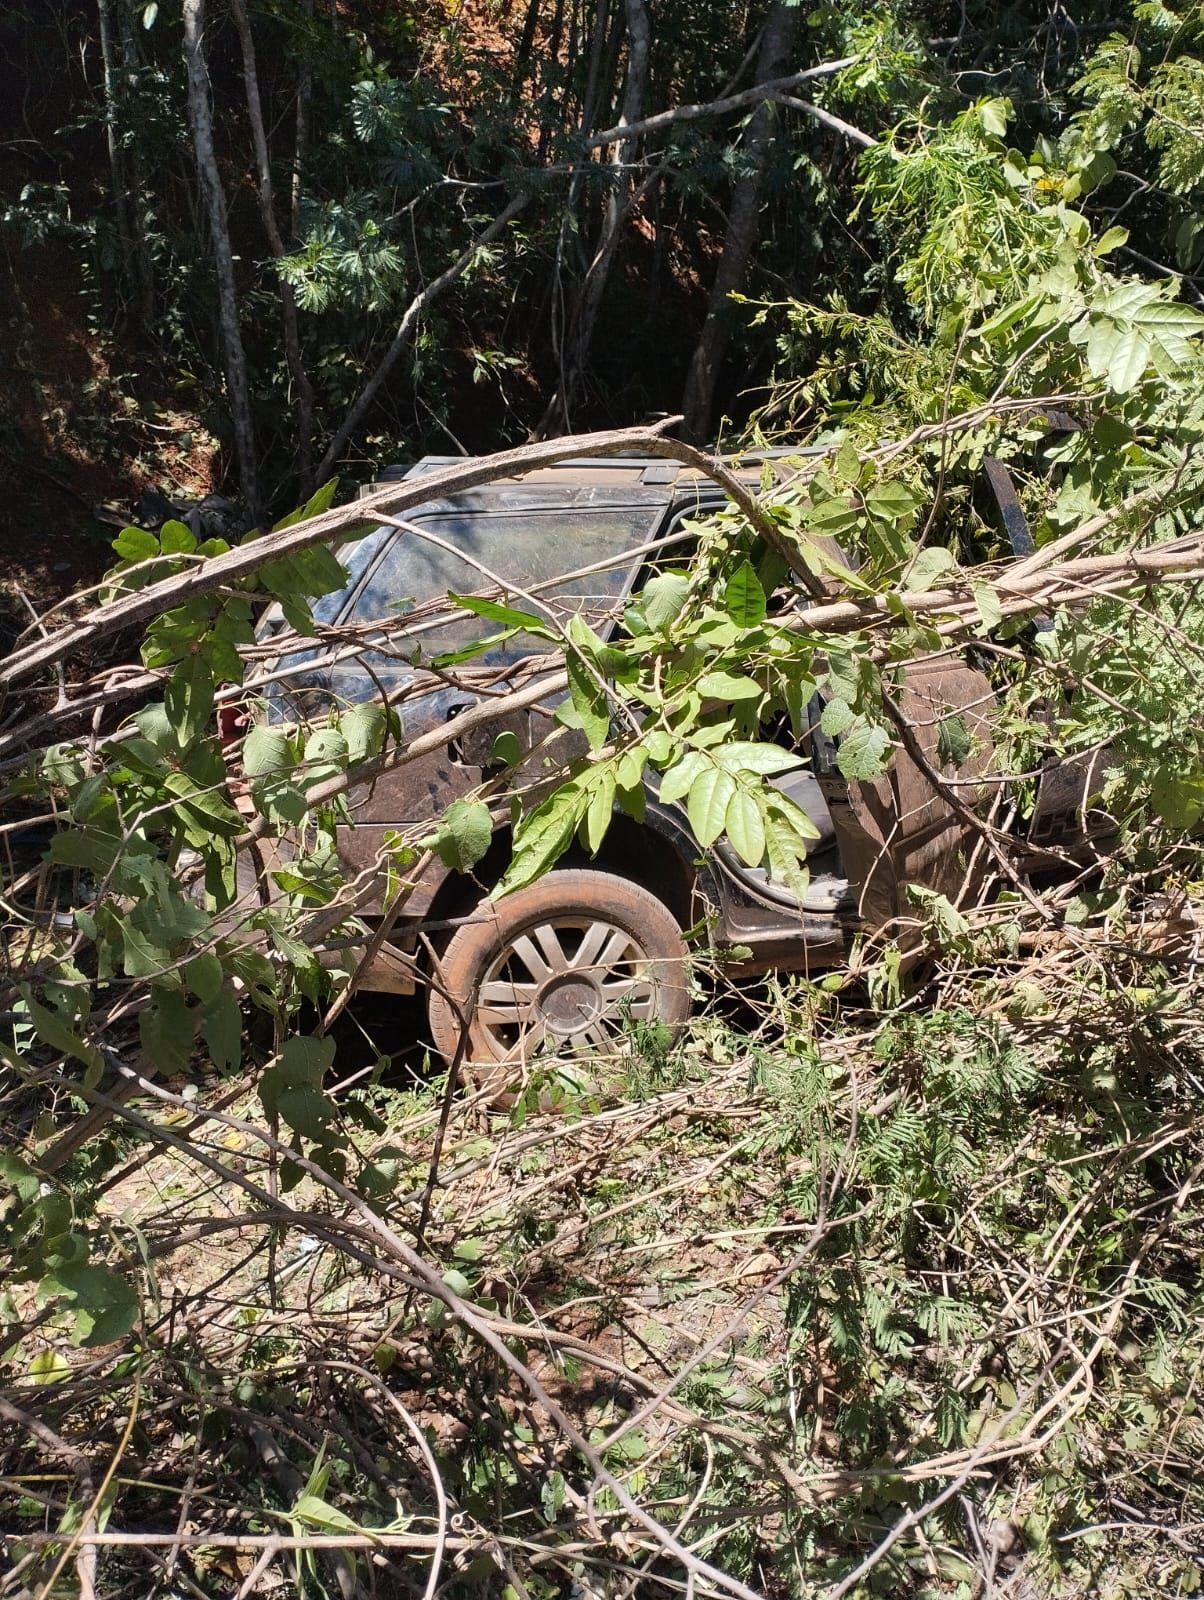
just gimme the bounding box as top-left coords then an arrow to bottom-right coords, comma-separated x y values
475,915 -> 658,1058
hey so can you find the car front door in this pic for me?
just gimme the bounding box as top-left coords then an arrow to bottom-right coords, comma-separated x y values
321,482 -> 672,908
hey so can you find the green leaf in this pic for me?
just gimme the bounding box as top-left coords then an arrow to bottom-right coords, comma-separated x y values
687,766 -> 736,848
278,1085 -> 335,1140
489,730 -> 522,768
243,725 -> 293,778
584,769 -> 616,853
164,654 -> 214,750
803,495 -> 860,538
22,991 -> 103,1076
28,1347 -> 72,1384
260,1035 -> 335,1119
271,478 -> 339,531
139,987 -> 196,1076
202,989 -> 243,1073
48,827 -> 121,874
255,779 -> 309,827
1093,225 -> 1129,257
640,571 -> 690,630
937,714 -> 973,768
697,670 -> 762,701
159,519 -> 197,555
904,546 -> 957,590
836,722 -> 892,781
978,96 -> 1011,136
280,1035 -> 336,1083
820,697 -> 856,737
134,701 -> 177,752
567,652 -> 610,750
971,583 -> 1003,633
496,783 -> 585,896
541,1470 -> 567,1522
725,787 -> 766,866
644,729 -> 673,764
714,742 -> 805,776
303,725 -> 348,786
723,561 -> 767,626
1084,318 -> 1150,391
658,750 -> 708,805
435,798 -> 493,873
432,627 -> 521,667
120,920 -> 171,981
342,702 -> 387,764
449,591 -> 549,632
112,526 -> 159,562
1150,767 -> 1204,829
291,1494 -> 360,1533
39,1263 -> 138,1348
184,952 -> 224,1003
866,481 -> 921,522
907,884 -> 971,946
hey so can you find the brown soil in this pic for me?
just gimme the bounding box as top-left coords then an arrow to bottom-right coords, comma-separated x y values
0,225 -> 216,628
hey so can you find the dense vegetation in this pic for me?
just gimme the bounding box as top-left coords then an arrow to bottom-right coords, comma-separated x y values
3,0 -> 1204,1597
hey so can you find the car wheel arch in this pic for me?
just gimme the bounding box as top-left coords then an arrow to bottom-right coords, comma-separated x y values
419,802 -> 705,954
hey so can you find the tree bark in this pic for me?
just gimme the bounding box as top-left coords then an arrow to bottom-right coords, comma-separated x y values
292,0 -> 314,238
95,0 -> 135,301
681,0 -> 800,444
544,0 -> 652,435
116,0 -> 155,325
229,0 -> 315,486
182,0 -> 262,519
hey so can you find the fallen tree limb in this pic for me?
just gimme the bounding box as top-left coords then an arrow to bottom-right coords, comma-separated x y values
0,422 -> 819,704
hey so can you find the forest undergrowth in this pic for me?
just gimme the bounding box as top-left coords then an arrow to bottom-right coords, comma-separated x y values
5,910 -> 1204,1600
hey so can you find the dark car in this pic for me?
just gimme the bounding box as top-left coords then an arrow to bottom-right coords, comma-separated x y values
252,450 -> 1100,1081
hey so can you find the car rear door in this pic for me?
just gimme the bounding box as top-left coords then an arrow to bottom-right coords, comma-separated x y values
818,654 -> 999,929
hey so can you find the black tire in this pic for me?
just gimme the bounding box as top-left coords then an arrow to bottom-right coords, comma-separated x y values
427,869 -> 691,1082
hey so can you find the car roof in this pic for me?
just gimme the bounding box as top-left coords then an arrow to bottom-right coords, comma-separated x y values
364,446 -> 827,494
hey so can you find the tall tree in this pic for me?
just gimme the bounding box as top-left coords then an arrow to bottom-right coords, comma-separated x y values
182,0 -> 262,518
228,0 -> 316,483
543,0 -> 653,434
681,0 -> 799,443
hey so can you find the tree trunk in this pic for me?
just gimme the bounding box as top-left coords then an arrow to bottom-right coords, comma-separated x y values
229,0 -> 315,486
680,0 -> 799,444
181,0 -> 262,519
95,0 -> 135,302
551,0 -> 652,434
292,0 -> 314,238
117,0 -> 155,326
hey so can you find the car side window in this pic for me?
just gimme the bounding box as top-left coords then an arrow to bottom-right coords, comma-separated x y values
328,491 -> 668,707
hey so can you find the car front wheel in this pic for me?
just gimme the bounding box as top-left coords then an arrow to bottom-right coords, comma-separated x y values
427,869 -> 691,1078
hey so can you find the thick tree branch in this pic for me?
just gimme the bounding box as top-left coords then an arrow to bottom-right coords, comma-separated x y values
582,57 -> 859,149
0,423 -> 817,703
